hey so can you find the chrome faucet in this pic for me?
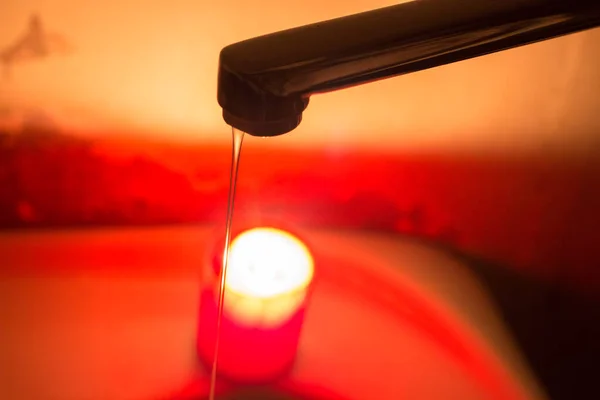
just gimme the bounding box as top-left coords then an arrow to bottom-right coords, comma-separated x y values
216,0 -> 600,137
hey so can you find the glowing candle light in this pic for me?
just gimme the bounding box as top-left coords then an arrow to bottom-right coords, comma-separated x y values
197,227 -> 315,383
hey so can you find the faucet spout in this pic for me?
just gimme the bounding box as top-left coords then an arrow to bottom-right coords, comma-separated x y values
217,0 -> 600,137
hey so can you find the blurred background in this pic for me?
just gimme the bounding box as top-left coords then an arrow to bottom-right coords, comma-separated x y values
1,1 -> 599,399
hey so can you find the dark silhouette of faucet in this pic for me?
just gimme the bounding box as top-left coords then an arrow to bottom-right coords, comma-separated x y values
216,0 -> 600,137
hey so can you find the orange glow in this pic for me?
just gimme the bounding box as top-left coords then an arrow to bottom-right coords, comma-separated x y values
2,1 -> 598,156
223,227 -> 314,326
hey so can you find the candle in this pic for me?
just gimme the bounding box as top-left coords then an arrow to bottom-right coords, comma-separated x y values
197,227 -> 315,383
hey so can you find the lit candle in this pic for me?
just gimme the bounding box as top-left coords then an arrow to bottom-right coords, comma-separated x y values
197,227 -> 315,383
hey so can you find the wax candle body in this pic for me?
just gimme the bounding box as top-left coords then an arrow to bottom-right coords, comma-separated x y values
197,227 -> 314,383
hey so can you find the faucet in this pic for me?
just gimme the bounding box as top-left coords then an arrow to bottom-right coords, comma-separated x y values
217,0 -> 600,137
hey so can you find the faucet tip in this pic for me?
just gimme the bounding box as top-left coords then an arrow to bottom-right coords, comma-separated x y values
217,43 -> 310,137
222,109 -> 304,137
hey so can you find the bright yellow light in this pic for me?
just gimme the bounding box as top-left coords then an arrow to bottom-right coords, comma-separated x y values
227,227 -> 314,298
223,227 -> 314,327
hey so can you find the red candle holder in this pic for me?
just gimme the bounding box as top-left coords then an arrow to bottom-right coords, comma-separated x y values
197,226 -> 315,383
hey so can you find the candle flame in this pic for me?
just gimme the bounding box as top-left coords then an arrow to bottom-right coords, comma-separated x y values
223,227 -> 314,327
227,227 -> 314,298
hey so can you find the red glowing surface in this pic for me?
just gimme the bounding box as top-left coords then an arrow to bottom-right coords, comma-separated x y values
1,130 -> 599,295
0,227 -> 541,400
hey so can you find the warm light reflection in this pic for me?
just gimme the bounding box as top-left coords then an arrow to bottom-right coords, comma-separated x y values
223,227 -> 314,326
2,1 -> 598,155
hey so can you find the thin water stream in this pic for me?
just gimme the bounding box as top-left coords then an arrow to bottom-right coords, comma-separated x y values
208,127 -> 245,400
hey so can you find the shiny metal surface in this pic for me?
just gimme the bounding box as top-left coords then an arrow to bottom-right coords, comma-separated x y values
217,0 -> 600,136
